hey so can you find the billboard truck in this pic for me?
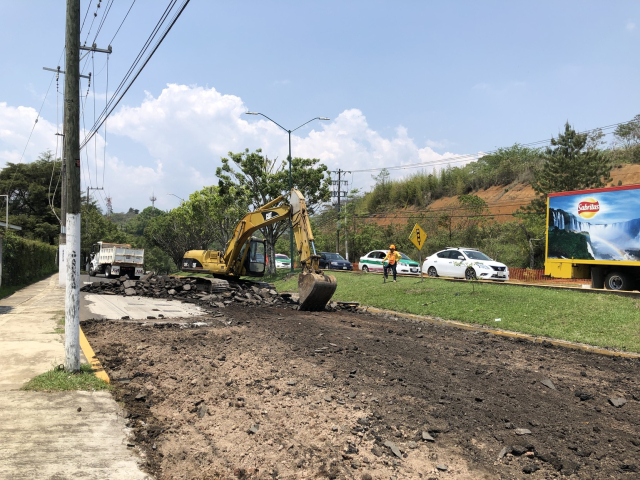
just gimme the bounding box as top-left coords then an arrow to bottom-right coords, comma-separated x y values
545,184 -> 640,291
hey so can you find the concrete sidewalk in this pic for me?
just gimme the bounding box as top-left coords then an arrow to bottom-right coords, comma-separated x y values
0,274 -> 150,479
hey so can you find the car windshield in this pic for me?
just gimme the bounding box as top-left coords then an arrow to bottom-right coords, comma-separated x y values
399,253 -> 412,260
463,250 -> 492,261
276,255 -> 290,260
325,253 -> 345,261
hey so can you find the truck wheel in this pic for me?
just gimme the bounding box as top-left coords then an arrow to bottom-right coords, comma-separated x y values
105,266 -> 112,279
89,266 -> 95,277
604,272 -> 630,291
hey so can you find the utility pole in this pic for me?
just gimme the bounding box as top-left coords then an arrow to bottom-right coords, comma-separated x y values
59,140 -> 66,287
336,169 -> 341,254
86,186 -> 103,260
63,0 -> 81,372
332,169 -> 349,255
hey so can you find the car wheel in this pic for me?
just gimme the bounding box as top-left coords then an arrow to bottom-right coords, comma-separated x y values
361,265 -> 369,273
427,266 -> 438,277
604,271 -> 630,291
465,267 -> 477,280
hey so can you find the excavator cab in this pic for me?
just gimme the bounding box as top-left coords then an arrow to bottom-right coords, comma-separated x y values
243,238 -> 266,277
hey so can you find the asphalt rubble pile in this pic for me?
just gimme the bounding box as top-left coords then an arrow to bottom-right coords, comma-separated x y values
80,273 -> 356,312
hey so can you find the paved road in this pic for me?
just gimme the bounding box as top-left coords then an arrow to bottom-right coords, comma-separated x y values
81,274 -> 205,321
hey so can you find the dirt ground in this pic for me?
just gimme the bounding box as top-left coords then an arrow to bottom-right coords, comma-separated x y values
82,303 -> 640,480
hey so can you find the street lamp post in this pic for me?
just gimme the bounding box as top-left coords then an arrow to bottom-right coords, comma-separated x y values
244,112 -> 329,272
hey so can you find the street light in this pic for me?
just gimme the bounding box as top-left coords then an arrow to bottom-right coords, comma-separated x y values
167,193 -> 185,204
244,112 -> 330,272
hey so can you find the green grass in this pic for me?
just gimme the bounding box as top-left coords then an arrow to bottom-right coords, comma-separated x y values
21,364 -> 111,392
276,272 -> 640,352
52,310 -> 65,334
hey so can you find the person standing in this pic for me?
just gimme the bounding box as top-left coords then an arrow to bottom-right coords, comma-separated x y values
383,245 -> 402,282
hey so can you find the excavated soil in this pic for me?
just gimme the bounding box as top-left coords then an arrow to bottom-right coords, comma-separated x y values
83,304 -> 640,480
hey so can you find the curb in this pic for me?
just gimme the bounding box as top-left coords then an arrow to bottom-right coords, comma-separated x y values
358,306 -> 640,359
79,326 -> 110,383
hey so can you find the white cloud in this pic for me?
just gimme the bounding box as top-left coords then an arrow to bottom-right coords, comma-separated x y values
2,85 -> 476,212
627,21 -> 636,31
0,102 -> 58,166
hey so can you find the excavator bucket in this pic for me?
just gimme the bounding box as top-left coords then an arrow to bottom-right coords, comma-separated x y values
298,272 -> 337,311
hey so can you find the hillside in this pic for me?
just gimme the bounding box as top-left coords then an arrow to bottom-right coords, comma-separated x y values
371,163 -> 640,225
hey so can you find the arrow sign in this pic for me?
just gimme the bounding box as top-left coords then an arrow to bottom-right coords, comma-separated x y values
409,223 -> 427,251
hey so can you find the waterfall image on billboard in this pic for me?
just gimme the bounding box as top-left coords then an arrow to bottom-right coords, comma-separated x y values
548,187 -> 640,262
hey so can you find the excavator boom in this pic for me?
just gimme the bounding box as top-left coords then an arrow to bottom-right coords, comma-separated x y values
182,189 -> 336,311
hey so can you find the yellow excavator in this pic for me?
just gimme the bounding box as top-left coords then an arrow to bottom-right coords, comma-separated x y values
181,189 -> 337,311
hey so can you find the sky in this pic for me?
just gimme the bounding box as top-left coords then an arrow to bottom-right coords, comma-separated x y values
1,1 -> 639,213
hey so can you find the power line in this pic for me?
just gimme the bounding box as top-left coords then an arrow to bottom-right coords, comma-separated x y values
80,0 -> 190,150
109,0 -> 136,45
80,0 -> 94,33
92,0 -> 114,45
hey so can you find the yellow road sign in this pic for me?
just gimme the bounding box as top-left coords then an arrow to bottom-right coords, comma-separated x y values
409,223 -> 427,250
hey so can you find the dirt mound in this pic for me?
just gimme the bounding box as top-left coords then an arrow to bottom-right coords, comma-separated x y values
84,305 -> 640,479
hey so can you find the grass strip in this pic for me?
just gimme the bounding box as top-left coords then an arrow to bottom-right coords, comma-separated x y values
21,364 -> 111,392
276,272 -> 640,353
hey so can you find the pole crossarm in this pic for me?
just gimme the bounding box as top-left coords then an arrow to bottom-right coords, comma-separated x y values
80,43 -> 112,54
43,66 -> 90,80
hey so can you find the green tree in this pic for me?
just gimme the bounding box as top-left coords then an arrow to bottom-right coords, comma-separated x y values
216,148 -> 330,274
528,122 -> 612,213
611,115 -> 640,164
0,150 -> 62,244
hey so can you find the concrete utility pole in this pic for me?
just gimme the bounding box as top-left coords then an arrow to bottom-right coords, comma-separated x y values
63,0 -> 81,372
336,169 -> 341,254
59,145 -> 66,287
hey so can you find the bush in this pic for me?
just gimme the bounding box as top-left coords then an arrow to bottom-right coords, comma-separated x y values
2,232 -> 58,287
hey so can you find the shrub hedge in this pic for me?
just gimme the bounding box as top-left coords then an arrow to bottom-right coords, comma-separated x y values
2,232 -> 58,287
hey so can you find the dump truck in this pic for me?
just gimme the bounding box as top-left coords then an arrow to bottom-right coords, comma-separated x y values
545,184 -> 640,290
88,242 -> 145,279
182,189 -> 337,311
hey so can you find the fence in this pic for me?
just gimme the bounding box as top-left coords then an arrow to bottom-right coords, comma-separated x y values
508,268 -> 587,284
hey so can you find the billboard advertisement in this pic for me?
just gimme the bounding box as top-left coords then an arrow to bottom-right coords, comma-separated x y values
547,186 -> 640,262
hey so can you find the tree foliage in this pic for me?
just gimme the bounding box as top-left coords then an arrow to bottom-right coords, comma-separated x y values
0,151 -> 62,244
528,122 -> 612,213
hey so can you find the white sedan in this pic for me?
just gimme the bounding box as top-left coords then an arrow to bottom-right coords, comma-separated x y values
422,248 -> 509,281
359,250 -> 421,275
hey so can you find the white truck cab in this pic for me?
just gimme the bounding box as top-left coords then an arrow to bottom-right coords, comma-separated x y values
88,242 -> 145,279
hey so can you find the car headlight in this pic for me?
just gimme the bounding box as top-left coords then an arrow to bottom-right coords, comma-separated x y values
399,262 -> 408,266
476,264 -> 490,270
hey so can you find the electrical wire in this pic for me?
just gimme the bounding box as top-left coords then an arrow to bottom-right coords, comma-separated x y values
109,0 -> 136,45
80,0 -> 94,33
80,0 -> 191,150
102,54 -> 109,188
92,0 -> 114,45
